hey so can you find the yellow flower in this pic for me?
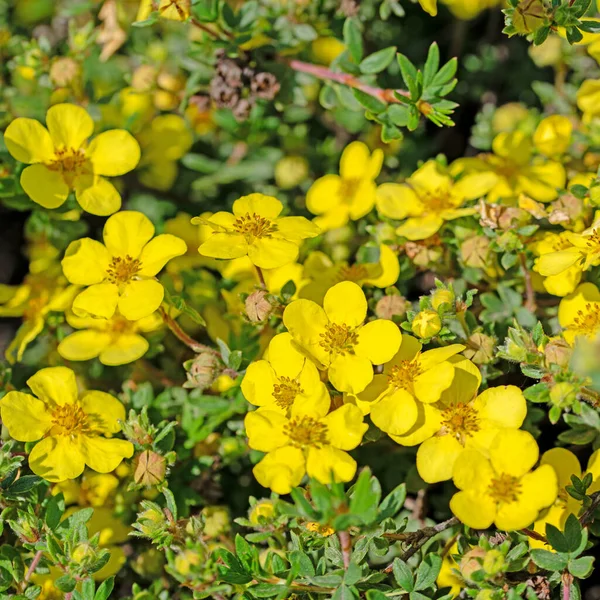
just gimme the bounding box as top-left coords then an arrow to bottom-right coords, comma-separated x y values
58,310 -> 163,365
241,333 -> 330,414
355,335 -> 464,439
245,402 -> 367,493
137,0 -> 190,21
377,161 -> 496,241
436,542 -> 464,598
558,282 -> 600,345
137,114 -> 193,191
0,367 -> 133,482
0,269 -> 79,363
196,194 -> 320,269
440,0 -> 501,20
450,429 -> 558,530
306,141 -> 383,231
62,210 -> 187,320
536,222 -> 600,278
532,232 -> 582,297
419,0 -> 438,15
533,115 -> 572,157
283,281 -> 402,393
417,384 -> 527,484
451,131 -> 566,203
299,244 -> 400,304
54,472 -> 120,507
4,104 -> 140,215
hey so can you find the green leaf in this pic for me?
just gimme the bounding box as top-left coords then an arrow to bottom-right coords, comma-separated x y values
501,252 -> 518,270
343,18 -> 363,63
289,551 -> 315,577
423,42 -> 440,87
352,89 -> 386,113
568,555 -> 594,578
564,514 -> 583,552
378,483 -> 406,520
523,383 -> 550,403
360,47 -> 397,74
430,58 -> 457,88
571,0 -> 592,18
163,488 -> 178,520
530,549 -> 567,571
366,592 -> 388,600
55,576 -> 77,593
392,558 -> 414,591
397,54 -> 419,99
545,523 -> 570,553
7,475 -> 41,495
94,577 -> 115,600
533,25 -> 551,45
387,104 -> 411,127
349,469 -> 380,524
579,19 -> 600,31
566,26 -> 584,43
414,554 -> 442,591
45,493 -> 65,530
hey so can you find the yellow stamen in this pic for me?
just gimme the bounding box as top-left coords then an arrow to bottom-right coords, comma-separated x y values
284,416 -> 328,448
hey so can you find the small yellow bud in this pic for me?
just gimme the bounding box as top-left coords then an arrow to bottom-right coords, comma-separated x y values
274,156 -> 309,189
412,310 -> 442,339
483,549 -> 505,575
512,0 -> 546,34
311,37 -> 346,65
550,382 -> 578,408
431,289 -> 455,311
71,543 -> 96,564
533,115 -> 572,157
249,500 -> 276,525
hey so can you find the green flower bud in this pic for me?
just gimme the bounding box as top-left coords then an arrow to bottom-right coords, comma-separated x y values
412,310 -> 442,339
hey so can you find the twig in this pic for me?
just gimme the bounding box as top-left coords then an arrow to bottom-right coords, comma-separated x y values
383,517 -> 460,572
255,266 -> 266,289
288,59 -> 410,104
159,306 -> 219,355
579,491 -> 600,526
519,253 -> 537,313
190,18 -> 234,40
521,528 -> 547,544
22,550 -> 43,589
338,531 -> 352,569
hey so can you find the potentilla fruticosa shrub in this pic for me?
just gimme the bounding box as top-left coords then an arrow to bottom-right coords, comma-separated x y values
0,0 -> 600,598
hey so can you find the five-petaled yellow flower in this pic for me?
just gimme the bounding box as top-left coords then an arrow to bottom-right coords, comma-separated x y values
450,429 -> 557,531
241,333 -> 330,415
62,211 -> 187,320
557,282 -> 600,345
376,160 -> 497,241
58,310 -> 163,366
4,104 -> 140,215
245,400 -> 367,494
196,194 -> 320,269
0,367 -> 133,482
306,141 -> 383,231
283,281 -> 402,394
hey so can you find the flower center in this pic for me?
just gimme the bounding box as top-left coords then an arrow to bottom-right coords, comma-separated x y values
106,255 -> 142,284
488,473 -> 521,504
232,213 -> 276,240
319,323 -> 358,355
23,294 -> 49,321
336,264 -> 369,283
109,316 -> 135,336
586,229 -> 600,255
551,236 -> 573,252
47,147 -> 89,183
339,177 -> 361,202
272,376 -> 303,409
440,402 -> 480,444
284,415 -> 328,448
571,302 -> 600,338
50,404 -> 92,436
419,187 -> 455,212
387,359 -> 423,393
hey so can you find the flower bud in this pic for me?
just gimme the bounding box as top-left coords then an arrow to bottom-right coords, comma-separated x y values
461,235 -> 491,269
71,542 -> 96,565
550,382 -> 578,408
274,156 -> 309,189
483,549 -> 505,576
245,290 -> 274,323
136,503 -> 166,537
464,332 -> 496,365
249,500 -> 276,525
183,352 -> 220,390
460,547 -> 486,583
544,337 -> 572,369
134,450 -> 167,487
512,0 -> 546,34
412,310 -> 442,339
311,37 -> 346,65
50,57 -> 80,87
431,289 -> 455,311
202,506 -> 230,538
174,549 -> 202,576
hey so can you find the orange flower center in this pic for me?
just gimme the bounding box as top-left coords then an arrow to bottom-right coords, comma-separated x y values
232,213 -> 277,240
47,147 -> 90,185
23,294 -> 49,321
272,376 -> 303,409
441,402 -> 480,444
106,255 -> 142,284
571,302 -> 600,338
335,264 -> 369,283
488,473 -> 522,504
284,415 -> 328,448
387,359 -> 423,393
319,323 -> 358,355
339,177 -> 361,202
109,316 -> 136,336
50,404 -> 93,436
419,187 -> 456,212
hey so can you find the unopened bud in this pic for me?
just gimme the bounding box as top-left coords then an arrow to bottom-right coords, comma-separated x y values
550,382 -> 578,408
464,332 -> 496,365
249,500 -> 276,525
50,57 -> 80,87
245,290 -> 274,323
512,0 -> 546,34
71,542 -> 96,565
483,549 -> 505,575
461,236 -> 491,268
460,547 -> 486,583
134,450 -> 167,487
544,337 -> 572,369
431,289 -> 455,311
274,156 -> 309,189
183,352 -> 220,390
412,310 -> 442,339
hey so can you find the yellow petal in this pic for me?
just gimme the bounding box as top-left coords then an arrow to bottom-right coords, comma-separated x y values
72,284 -> 119,319
414,361 -> 456,403
138,234 -> 187,276
390,402 -> 443,446
340,141 -> 375,180
453,172 -> 498,200
323,281 -> 367,327
5,318 -> 44,364
419,344 -> 465,370
306,446 -> 357,484
450,490 -> 495,529
74,176 -> 122,216
328,353 -> 373,394
46,104 -> 93,149
453,448 -> 494,491
87,130 -> 141,176
21,164 -> 70,208
29,435 -> 86,482
117,279 -> 164,320
27,366 -> 78,406
81,390 -> 126,434
306,174 -> 343,216
370,388 -> 418,435
355,319 -> 402,365
472,385 -> 527,429
283,299 -> 329,366
233,194 -> 282,218
253,446 -> 305,494
241,361 -> 277,407
99,334 -> 149,365
0,391 -> 52,441
248,238 -> 299,269
103,211 -> 155,259
396,215 -> 445,241
541,448 -> 581,492
417,435 -> 463,483
376,183 -> 420,220
58,330 -> 111,362
321,404 -> 367,450
536,249 -> 581,276
4,118 -> 54,164
245,410 -> 289,452
266,333 -> 306,378
439,356 -> 481,406
489,429 -> 539,478
364,244 -> 400,288
276,217 -> 321,242
62,239 -> 111,285
349,179 -> 377,220
81,436 -> 134,474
